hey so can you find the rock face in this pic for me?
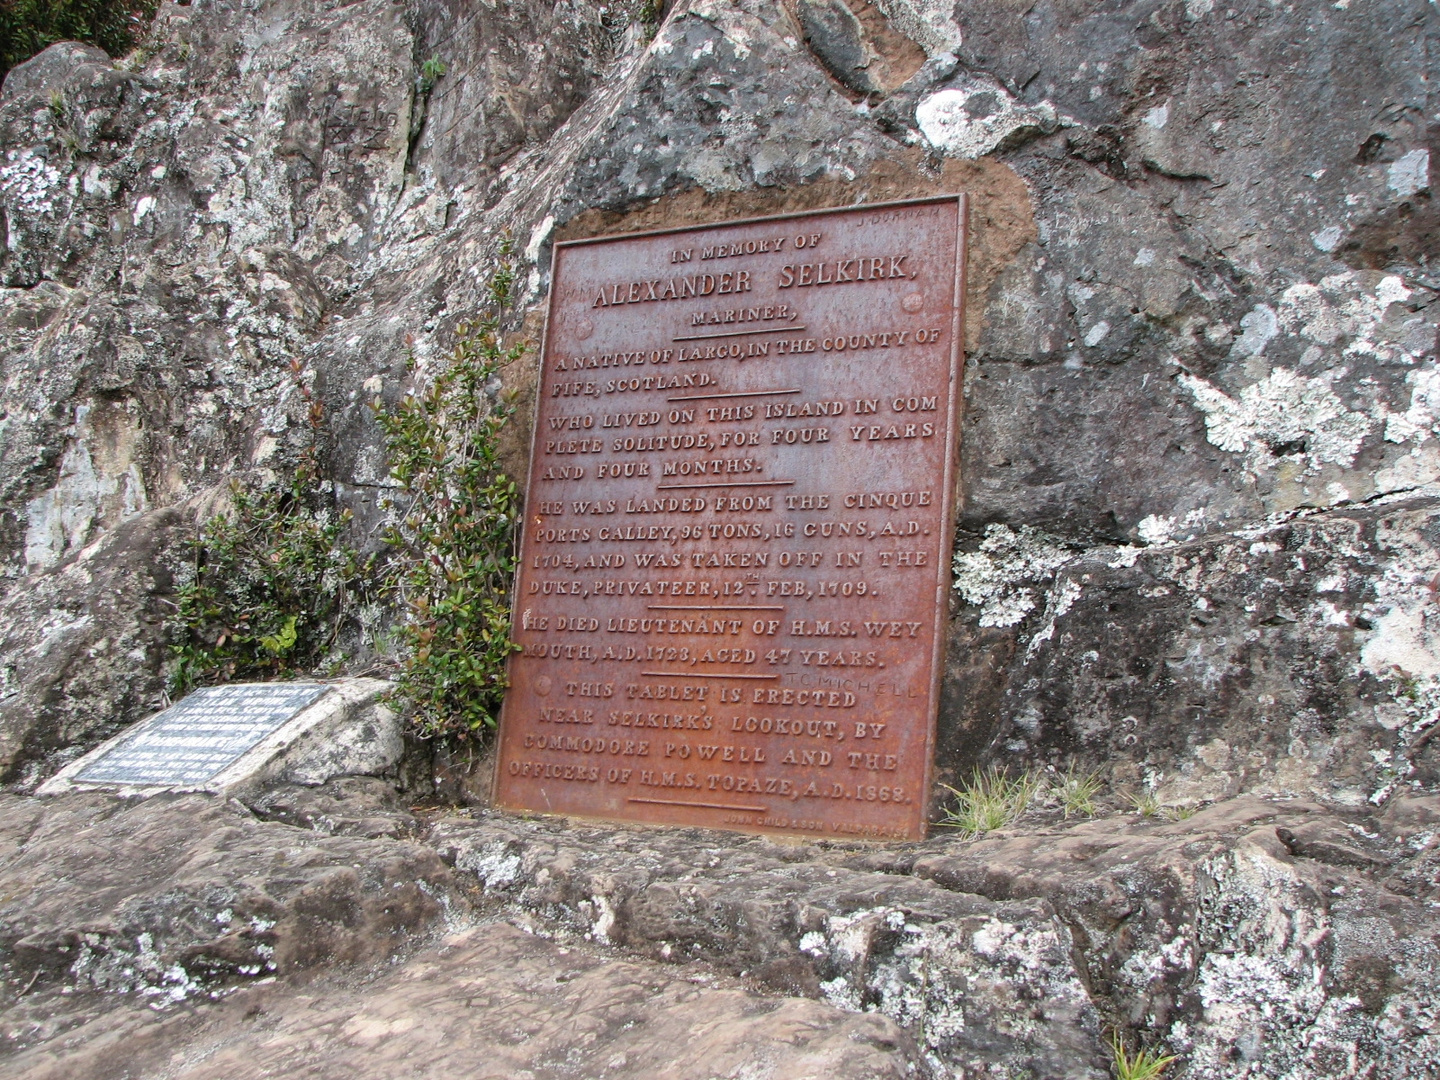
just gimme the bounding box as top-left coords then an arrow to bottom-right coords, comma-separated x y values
0,0 -> 1436,1076
0,0 -> 1433,784
940,495 -> 1440,806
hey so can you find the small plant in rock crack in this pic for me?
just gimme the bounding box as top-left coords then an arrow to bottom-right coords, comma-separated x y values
417,54 -> 446,93
373,245 -> 527,743
1110,1032 -> 1177,1080
937,766 -> 1039,838
1056,765 -> 1102,818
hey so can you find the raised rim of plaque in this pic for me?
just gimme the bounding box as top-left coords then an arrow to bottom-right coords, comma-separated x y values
549,193 -> 967,250
497,194 -> 968,841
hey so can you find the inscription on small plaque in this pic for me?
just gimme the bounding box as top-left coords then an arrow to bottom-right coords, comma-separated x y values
72,683 -> 330,786
495,196 -> 967,840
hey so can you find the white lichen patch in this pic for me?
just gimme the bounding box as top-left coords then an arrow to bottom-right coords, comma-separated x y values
0,151 -> 65,216
69,930 -> 214,1005
1359,514 -> 1440,684
1387,148 -> 1430,198
1107,545 -> 1142,568
916,76 -> 1060,159
819,974 -> 864,1012
1311,225 -> 1344,252
1138,514 -> 1178,546
871,0 -> 963,55
1275,272 -> 1423,362
824,908 -> 887,963
1024,578 -> 1083,661
588,894 -> 617,944
953,524 -> 1075,627
1176,843 -> 1440,1079
856,913 -> 1096,1073
1380,363 -> 1440,444
1180,368 -> 1371,472
454,840 -> 523,891
1354,515 -> 1440,784
1228,304 -> 1279,359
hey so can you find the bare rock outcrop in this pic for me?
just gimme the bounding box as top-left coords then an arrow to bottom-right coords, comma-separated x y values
0,0 -> 1433,793
0,0 -> 1435,1075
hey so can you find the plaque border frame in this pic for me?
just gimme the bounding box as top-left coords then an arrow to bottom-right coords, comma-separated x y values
495,194 -> 968,841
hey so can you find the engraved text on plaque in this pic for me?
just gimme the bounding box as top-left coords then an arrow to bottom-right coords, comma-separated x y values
495,196 -> 967,840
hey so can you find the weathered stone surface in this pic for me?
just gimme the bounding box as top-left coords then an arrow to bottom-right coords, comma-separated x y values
424,796 -> 1440,1080
0,509 -> 183,788
0,792 -> 459,1007
3,922 -> 922,1080
430,812 -> 1106,1078
904,797 -> 1440,1080
942,493 -> 1440,806
0,784 -> 1435,1078
248,776 -> 422,840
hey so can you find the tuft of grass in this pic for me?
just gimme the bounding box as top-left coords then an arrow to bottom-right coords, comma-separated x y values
1161,804 -> 1196,822
1110,1033 -> 1177,1080
938,766 -> 1039,838
1057,766 -> 1102,818
1128,790 -> 1162,818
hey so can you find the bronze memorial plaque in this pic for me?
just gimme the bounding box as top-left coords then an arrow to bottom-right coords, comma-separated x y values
494,195 -> 967,841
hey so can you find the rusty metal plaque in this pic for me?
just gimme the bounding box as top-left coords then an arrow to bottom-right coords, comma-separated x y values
494,196 -> 967,841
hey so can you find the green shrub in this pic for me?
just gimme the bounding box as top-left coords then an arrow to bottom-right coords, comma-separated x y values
373,253 -> 527,742
166,254 -> 525,748
168,472 -> 371,694
167,361 -> 373,693
0,0 -> 159,79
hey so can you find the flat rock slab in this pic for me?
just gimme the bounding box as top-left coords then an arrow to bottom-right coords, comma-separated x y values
430,812 -> 1106,1078
0,790 -> 459,1010
431,795 -> 1440,1079
2,922 -> 920,1080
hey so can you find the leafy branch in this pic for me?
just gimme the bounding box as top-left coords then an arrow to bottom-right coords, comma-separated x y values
373,243 -> 527,741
